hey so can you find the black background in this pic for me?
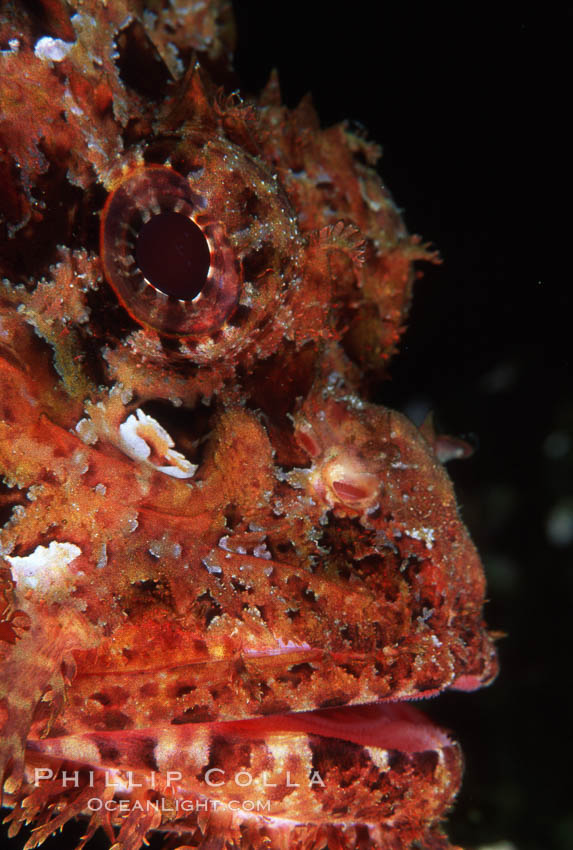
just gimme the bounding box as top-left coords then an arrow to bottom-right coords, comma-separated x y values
233,3 -> 569,850
3,3 -> 570,850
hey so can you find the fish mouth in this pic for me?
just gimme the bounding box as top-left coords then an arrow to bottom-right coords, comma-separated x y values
25,674 -> 462,780
27,700 -> 453,762
22,696 -> 463,842
18,644 -> 469,846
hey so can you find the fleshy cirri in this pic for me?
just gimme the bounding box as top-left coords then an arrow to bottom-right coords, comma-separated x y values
0,2 -> 498,849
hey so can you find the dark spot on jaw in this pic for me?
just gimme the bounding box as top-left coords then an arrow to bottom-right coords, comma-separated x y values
92,737 -> 121,765
97,710 -> 133,731
339,663 -> 361,679
413,749 -> 440,776
258,699 -> 293,716
172,683 -> 196,698
140,682 -> 159,698
414,678 -> 444,693
131,735 -> 160,772
200,735 -> 253,778
90,691 -> 111,706
289,662 -> 314,678
309,735 -> 368,778
317,694 -> 350,710
171,705 -> 214,724
256,681 -> 272,700
276,662 -> 315,687
387,750 -> 410,772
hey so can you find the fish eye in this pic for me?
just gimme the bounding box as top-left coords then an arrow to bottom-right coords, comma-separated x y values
100,165 -> 239,336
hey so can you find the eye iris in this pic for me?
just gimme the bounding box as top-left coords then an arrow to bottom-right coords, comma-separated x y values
135,211 -> 210,301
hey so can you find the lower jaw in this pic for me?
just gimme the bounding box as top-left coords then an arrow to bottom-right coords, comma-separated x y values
18,699 -> 463,848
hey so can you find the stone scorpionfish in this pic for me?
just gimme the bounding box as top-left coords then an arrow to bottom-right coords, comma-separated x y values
0,2 -> 498,849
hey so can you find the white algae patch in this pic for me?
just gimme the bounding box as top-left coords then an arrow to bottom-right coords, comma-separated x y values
119,408 -> 197,478
6,541 -> 82,595
34,36 -> 75,62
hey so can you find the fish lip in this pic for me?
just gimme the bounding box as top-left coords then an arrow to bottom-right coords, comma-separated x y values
25,699 -> 456,778
26,695 -> 457,758
216,700 -> 455,754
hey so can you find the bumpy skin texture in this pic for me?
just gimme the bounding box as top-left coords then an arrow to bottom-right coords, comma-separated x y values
0,2 -> 497,849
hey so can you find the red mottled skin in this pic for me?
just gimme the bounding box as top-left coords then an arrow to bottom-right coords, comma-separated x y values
0,2 -> 497,849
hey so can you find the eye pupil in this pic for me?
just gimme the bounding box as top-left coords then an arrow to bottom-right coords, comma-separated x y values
101,165 -> 240,335
135,211 -> 210,301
